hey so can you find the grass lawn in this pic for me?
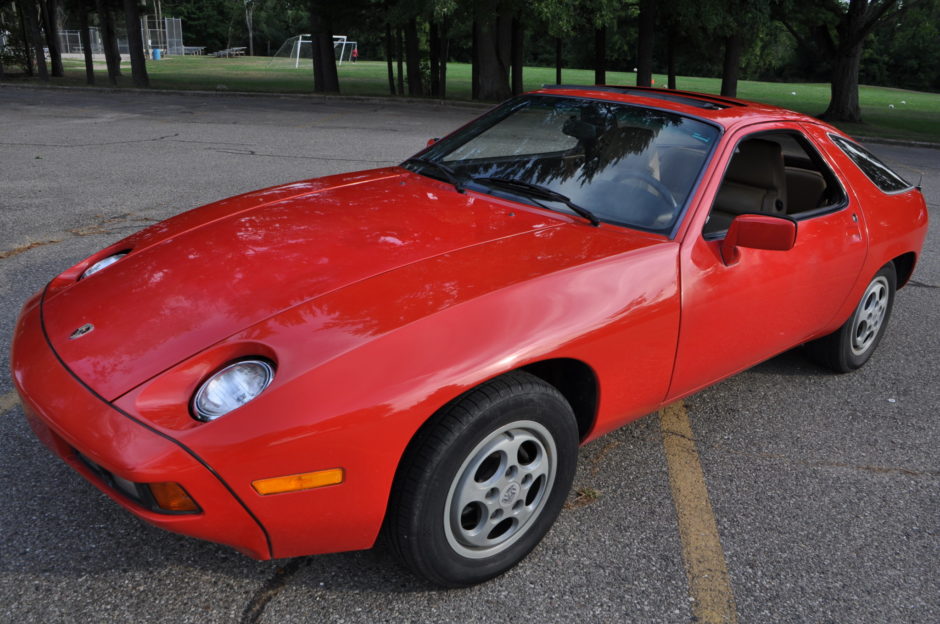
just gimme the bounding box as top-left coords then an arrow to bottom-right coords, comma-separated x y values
26,56 -> 940,143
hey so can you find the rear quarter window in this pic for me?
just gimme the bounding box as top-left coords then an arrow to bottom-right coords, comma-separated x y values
830,135 -> 911,193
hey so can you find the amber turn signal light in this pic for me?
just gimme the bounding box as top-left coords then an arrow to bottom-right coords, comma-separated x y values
149,482 -> 200,512
252,468 -> 345,495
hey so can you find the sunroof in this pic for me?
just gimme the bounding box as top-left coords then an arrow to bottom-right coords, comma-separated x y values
542,85 -> 740,110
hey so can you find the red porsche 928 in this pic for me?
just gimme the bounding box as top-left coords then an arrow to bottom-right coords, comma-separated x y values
12,86 -> 927,586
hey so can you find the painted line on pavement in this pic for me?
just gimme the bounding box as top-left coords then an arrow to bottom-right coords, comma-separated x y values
660,400 -> 738,624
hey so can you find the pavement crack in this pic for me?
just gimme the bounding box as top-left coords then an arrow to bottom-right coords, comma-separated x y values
0,239 -> 62,260
208,147 -> 393,164
1,213 -> 159,261
908,279 -> 940,289
170,138 -> 252,146
719,449 -> 939,478
661,428 -> 698,444
587,440 -> 621,476
240,558 -> 307,624
0,133 -> 180,148
67,213 -> 158,237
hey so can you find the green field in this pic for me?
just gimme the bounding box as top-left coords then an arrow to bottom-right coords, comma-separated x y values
37,56 -> 940,143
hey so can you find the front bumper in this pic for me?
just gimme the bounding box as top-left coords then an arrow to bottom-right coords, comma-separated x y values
11,290 -> 271,559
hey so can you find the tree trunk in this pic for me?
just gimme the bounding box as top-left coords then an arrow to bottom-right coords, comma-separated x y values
429,20 -> 440,97
510,16 -> 522,96
309,4 -> 339,93
440,34 -> 448,99
471,20 -> 479,100
18,3 -> 35,76
405,17 -> 421,96
385,22 -> 395,95
667,28 -> 676,89
822,41 -> 864,122
720,34 -> 742,97
593,27 -> 605,85
396,27 -> 404,95
636,0 -> 655,87
317,32 -> 340,92
97,0 -> 121,84
42,0 -> 64,77
78,2 -> 95,84
245,3 -> 254,56
475,17 -> 510,101
555,38 -> 562,84
439,17 -> 448,100
21,0 -> 48,81
497,11 -> 511,79
123,0 -> 149,87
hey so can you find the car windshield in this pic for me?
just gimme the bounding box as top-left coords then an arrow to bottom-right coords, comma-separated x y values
413,94 -> 720,234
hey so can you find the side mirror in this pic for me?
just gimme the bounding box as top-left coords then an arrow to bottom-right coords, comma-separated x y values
720,213 -> 797,265
426,138 -> 439,147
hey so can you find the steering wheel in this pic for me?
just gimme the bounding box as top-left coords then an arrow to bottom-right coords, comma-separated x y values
614,171 -> 679,227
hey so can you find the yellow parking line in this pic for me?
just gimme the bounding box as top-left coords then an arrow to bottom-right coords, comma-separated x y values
660,401 -> 738,624
0,391 -> 20,415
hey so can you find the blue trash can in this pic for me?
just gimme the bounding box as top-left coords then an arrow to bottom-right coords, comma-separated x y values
153,49 -> 162,60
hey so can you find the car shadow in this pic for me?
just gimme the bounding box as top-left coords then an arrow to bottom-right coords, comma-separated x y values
744,346 -> 833,378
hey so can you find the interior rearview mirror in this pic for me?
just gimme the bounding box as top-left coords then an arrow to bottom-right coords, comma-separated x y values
562,118 -> 599,141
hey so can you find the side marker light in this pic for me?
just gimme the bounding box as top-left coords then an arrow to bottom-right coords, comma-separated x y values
251,468 -> 345,495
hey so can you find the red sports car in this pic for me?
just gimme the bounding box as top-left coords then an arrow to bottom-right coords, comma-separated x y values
11,86 -> 927,587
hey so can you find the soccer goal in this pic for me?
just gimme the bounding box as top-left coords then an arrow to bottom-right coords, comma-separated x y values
269,34 -> 358,68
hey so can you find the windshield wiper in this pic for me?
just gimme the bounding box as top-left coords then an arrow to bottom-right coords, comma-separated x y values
473,177 -> 600,227
402,157 -> 465,193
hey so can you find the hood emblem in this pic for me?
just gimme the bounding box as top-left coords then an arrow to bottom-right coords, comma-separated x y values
69,323 -> 95,340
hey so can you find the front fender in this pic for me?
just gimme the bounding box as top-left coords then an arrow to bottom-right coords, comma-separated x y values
143,226 -> 680,558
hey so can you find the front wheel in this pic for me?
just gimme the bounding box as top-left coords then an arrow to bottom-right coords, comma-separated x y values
386,371 -> 579,587
805,262 -> 896,373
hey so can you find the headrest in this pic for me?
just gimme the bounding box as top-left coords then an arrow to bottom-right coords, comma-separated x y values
726,139 -> 784,189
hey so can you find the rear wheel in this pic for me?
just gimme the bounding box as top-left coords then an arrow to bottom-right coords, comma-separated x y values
805,263 -> 896,372
386,371 -> 578,587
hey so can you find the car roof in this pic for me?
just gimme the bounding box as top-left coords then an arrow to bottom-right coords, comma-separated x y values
533,85 -> 829,132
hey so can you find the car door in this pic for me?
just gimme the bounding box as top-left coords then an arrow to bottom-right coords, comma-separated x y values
667,122 -> 868,398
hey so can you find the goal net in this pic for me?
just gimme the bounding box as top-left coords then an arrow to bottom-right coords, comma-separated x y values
269,34 -> 358,68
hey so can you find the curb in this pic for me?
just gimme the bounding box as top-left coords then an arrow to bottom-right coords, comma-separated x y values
852,135 -> 940,151
0,81 -> 493,112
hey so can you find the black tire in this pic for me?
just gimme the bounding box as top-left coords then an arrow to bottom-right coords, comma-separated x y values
805,262 -> 896,373
386,371 -> 579,587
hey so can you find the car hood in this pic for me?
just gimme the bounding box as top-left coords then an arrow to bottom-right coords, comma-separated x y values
41,169 -> 568,400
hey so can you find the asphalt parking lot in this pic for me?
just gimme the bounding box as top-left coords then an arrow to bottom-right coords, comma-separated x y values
1,86 -> 937,623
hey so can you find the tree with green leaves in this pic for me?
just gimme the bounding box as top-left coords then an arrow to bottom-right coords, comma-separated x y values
776,0 -> 921,122
0,0 -> 34,77
531,0 -> 580,84
862,0 -> 940,91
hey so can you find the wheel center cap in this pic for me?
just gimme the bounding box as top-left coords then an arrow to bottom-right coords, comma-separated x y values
500,483 -> 519,506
